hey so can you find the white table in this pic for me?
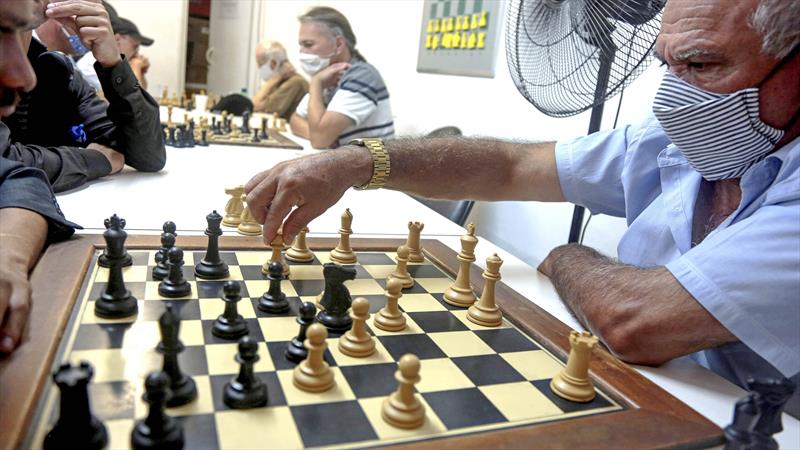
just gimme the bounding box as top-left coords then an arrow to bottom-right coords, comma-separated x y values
56,136 -> 800,448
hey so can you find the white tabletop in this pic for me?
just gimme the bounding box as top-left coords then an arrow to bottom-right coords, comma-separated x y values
56,134 -> 799,447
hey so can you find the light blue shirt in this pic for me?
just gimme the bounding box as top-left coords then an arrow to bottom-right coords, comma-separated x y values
555,114 -> 800,411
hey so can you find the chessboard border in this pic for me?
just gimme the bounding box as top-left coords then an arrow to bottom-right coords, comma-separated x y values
1,234 -> 724,450
207,129 -> 303,150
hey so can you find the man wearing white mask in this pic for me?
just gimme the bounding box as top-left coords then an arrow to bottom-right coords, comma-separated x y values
252,41 -> 308,120
290,6 -> 395,149
246,0 -> 800,415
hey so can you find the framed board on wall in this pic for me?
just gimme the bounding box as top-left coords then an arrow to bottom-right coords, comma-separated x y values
417,0 -> 504,78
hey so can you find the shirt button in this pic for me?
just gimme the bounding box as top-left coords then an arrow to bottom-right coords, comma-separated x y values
115,76 -> 123,84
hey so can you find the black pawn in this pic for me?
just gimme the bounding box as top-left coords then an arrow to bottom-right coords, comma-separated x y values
285,301 -> 316,363
258,262 -> 289,313
43,361 -> 108,450
173,127 -> 185,148
195,210 -> 229,279
157,304 -> 197,407
131,372 -> 184,450
223,336 -> 268,409
212,281 -> 248,339
95,215 -> 138,318
98,215 -> 132,268
211,117 -> 219,135
198,128 -> 208,146
186,121 -> 196,147
166,126 -> 176,146
153,232 -> 175,281
259,118 -> 268,139
251,128 -> 261,143
158,247 -> 192,298
241,110 -> 251,134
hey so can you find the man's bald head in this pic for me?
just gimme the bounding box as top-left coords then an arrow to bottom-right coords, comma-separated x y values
256,41 -> 287,68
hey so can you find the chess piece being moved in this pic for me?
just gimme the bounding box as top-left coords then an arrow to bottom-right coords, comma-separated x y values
405,221 -> 425,263
388,245 -> 414,289
195,210 -> 229,279
262,231 -> 289,278
286,301 -> 316,363
382,354 -> 425,429
286,227 -> 314,263
258,262 -> 290,314
293,323 -> 335,392
43,362 -> 108,450
131,372 -> 184,450
329,208 -> 357,264
98,214 -> 132,268
223,336 -> 268,409
338,297 -> 375,357
443,223 -> 478,307
158,247 -> 192,298
158,304 -> 198,406
212,281 -> 248,339
317,263 -> 357,332
94,215 -> 138,318
237,196 -> 262,236
374,278 -> 406,331
152,232 -> 175,281
550,330 -> 598,402
467,254 -> 504,327
222,186 -> 244,227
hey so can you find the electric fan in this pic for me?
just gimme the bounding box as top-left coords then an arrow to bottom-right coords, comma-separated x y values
506,0 -> 664,242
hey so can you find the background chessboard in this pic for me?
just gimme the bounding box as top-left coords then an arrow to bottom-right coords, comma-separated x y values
206,130 -> 302,150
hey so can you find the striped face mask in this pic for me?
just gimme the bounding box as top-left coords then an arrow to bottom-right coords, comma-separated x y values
653,70 -> 784,180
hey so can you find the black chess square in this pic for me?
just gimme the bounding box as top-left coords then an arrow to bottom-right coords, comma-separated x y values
266,341 -> 337,371
73,323 -> 136,350
407,311 -> 469,333
474,328 -> 541,353
291,401 -> 377,447
201,319 -> 264,345
239,265 -> 267,281
139,299 -> 201,321
179,346 -> 210,376
423,388 -> 506,429
452,355 -> 526,386
88,282 -> 146,305
430,293 -> 463,310
90,380 -> 134,421
378,334 -> 446,360
250,297 -> 303,318
352,265 -> 373,279
376,278 -> 429,294
290,279 -> 325,297
359,294 -> 387,314
339,363 -> 398,398
209,372 -> 286,410
175,414 -> 218,450
130,252 -> 150,265
406,264 -> 448,278
192,251 -> 239,267
356,253 -> 395,265
285,255 -> 320,266
531,379 -> 612,413
196,280 -> 250,299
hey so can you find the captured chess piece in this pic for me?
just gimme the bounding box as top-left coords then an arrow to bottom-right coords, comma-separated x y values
338,297 -> 376,357
152,232 -> 175,281
388,245 -> 414,289
262,231 -> 290,278
158,304 -> 198,406
222,186 -> 245,227
329,208 -> 357,264
317,263 -> 357,332
258,262 -> 290,314
158,247 -> 192,298
293,323 -> 335,392
374,278 -> 406,332
195,210 -> 230,279
286,301 -> 316,363
286,226 -> 314,263
223,336 -> 268,409
405,221 -> 425,263
131,372 -> 184,450
43,362 -> 108,450
212,281 -> 248,339
467,254 -> 504,327
94,215 -> 138,318
443,223 -> 479,307
237,196 -> 262,236
382,354 -> 425,429
550,330 -> 598,403
98,214 -> 132,268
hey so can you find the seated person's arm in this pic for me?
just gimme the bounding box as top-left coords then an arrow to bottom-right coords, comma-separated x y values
306,62 -> 354,149
290,112 -> 310,139
253,76 -> 283,112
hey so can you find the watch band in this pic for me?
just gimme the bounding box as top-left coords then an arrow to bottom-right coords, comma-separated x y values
349,138 -> 391,190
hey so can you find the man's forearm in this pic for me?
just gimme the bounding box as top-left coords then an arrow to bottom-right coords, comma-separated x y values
253,79 -> 281,111
0,208 -> 47,269
306,81 -> 326,132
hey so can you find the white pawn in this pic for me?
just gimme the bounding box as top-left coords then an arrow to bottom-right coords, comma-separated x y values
388,245 -> 413,289
382,354 -> 425,429
467,254 -> 503,327
293,324 -> 335,392
338,298 -> 375,357
262,230 -> 290,278
374,278 -> 406,332
286,227 -> 314,263
222,186 -> 244,227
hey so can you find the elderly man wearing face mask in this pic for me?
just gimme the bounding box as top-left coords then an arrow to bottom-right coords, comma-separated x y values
289,6 -> 395,149
246,0 -> 800,416
252,41 -> 308,120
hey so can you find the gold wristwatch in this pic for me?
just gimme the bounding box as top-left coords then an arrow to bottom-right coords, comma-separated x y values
349,138 -> 390,190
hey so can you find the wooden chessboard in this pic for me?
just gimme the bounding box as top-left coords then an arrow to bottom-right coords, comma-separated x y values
3,235 -> 723,449
207,129 -> 303,150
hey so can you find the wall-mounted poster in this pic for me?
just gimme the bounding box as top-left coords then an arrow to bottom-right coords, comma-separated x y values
417,0 -> 504,78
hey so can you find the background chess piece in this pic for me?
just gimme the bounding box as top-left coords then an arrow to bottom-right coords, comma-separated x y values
158,247 -> 192,298
550,330 -> 598,402
293,324 -> 335,392
44,362 -> 108,450
724,392 -> 760,450
748,377 -> 796,450
152,232 -> 175,281
405,221 -> 425,263
467,254 -> 503,327
374,278 -> 406,331
131,372 -> 184,450
222,186 -> 244,227
338,297 -> 376,357
237,196 -> 262,236
382,354 -> 425,429
329,208 -> 357,264
443,223 -> 479,307
286,227 -> 314,263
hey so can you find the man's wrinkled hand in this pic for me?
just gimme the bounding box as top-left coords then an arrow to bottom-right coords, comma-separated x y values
313,62 -> 350,89
46,0 -> 121,68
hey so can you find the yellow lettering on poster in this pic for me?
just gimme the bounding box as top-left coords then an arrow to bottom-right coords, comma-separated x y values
477,32 -> 486,49
471,13 -> 479,30
480,11 -> 488,28
427,19 -> 433,33
443,32 -> 452,48
433,18 -> 440,32
452,32 -> 460,47
455,15 -> 462,31
426,34 -> 432,49
462,15 -> 470,30
468,32 -> 477,49
460,32 -> 468,49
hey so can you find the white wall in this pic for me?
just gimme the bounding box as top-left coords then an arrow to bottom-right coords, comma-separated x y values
258,0 -> 663,267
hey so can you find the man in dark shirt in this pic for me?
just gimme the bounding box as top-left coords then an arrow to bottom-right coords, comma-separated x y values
2,0 -> 165,192
0,0 -> 78,355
